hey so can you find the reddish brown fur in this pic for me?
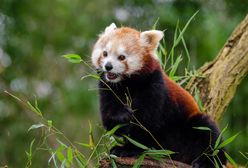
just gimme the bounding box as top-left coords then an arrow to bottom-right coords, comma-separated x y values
97,55 -> 102,67
138,53 -> 160,74
139,54 -> 200,118
163,74 -> 200,118
123,61 -> 129,73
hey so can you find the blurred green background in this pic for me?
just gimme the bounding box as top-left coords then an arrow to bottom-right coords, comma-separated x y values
0,0 -> 247,167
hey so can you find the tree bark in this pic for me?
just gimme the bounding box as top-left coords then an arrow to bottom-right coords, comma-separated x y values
100,14 -> 248,167
100,157 -> 191,168
185,14 -> 248,121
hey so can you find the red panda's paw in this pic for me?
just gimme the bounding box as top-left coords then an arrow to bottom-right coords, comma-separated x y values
110,145 -> 143,157
117,106 -> 132,124
124,105 -> 133,115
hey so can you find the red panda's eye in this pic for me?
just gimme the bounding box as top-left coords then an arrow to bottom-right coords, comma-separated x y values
103,51 -> 108,57
118,55 -> 126,61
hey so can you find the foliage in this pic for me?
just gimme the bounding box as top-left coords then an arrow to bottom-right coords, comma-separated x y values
0,0 -> 248,167
4,14 -> 240,167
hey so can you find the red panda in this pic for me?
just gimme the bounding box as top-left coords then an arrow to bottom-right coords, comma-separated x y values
91,23 -> 227,168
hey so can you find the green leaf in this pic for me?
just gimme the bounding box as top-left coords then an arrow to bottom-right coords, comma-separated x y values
25,139 -> 35,167
174,11 -> 199,46
56,150 -> 65,162
113,135 -> 125,145
67,147 -> 73,164
180,28 -> 191,68
212,150 -> 219,156
62,54 -> 82,63
56,138 -> 68,148
132,154 -> 145,168
152,17 -> 160,30
105,124 -> 125,136
224,152 -> 238,168
148,154 -> 163,161
76,142 -> 91,148
217,133 -> 239,149
34,99 -> 42,114
48,120 -> 53,132
74,150 -> 87,166
214,125 -> 228,149
110,158 -> 118,168
88,120 -> 94,149
192,126 -> 211,131
81,74 -> 100,80
28,123 -> 45,132
144,149 -> 175,156
169,55 -> 183,77
27,101 -> 42,116
55,145 -> 66,163
239,151 -> 248,160
213,157 -> 220,168
124,135 -> 149,150
75,157 -> 86,168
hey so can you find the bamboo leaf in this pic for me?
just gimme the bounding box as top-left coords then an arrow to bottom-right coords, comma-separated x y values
213,157 -> 220,168
124,135 -> 149,150
132,154 -> 145,168
81,74 -> 100,80
75,150 -> 87,166
180,28 -> 191,68
105,124 -> 126,136
67,147 -> 73,164
88,120 -> 94,150
56,150 -> 65,163
48,120 -> 53,132
224,152 -> 238,168
193,126 -> 211,131
214,125 -> 228,149
27,101 -> 42,116
76,142 -> 91,148
56,138 -> 68,148
62,54 -> 82,63
239,151 -> 248,160
174,11 -> 199,46
28,123 -> 45,132
110,158 -> 118,168
212,150 -> 219,156
217,133 -> 239,149
169,55 -> 183,77
144,149 -> 175,156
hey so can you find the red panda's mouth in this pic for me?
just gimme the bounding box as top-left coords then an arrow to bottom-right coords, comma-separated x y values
106,72 -> 118,80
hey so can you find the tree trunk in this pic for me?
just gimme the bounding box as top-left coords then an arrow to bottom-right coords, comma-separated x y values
100,14 -> 248,168
185,14 -> 248,121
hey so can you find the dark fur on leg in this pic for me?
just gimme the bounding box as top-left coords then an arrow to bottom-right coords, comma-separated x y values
110,143 -> 144,157
189,114 -> 226,168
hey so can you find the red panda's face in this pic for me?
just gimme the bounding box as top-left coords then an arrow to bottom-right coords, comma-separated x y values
91,23 -> 164,83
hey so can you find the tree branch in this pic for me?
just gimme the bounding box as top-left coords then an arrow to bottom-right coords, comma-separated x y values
186,14 -> 248,121
100,157 -> 191,168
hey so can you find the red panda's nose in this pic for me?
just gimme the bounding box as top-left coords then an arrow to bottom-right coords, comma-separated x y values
105,62 -> 113,71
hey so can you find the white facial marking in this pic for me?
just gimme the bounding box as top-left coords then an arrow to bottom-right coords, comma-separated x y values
126,54 -> 143,74
91,46 -> 102,68
118,45 -> 126,54
106,42 -> 112,51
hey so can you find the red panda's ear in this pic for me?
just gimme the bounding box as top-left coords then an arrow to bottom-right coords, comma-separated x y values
140,30 -> 164,50
104,23 -> 117,34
